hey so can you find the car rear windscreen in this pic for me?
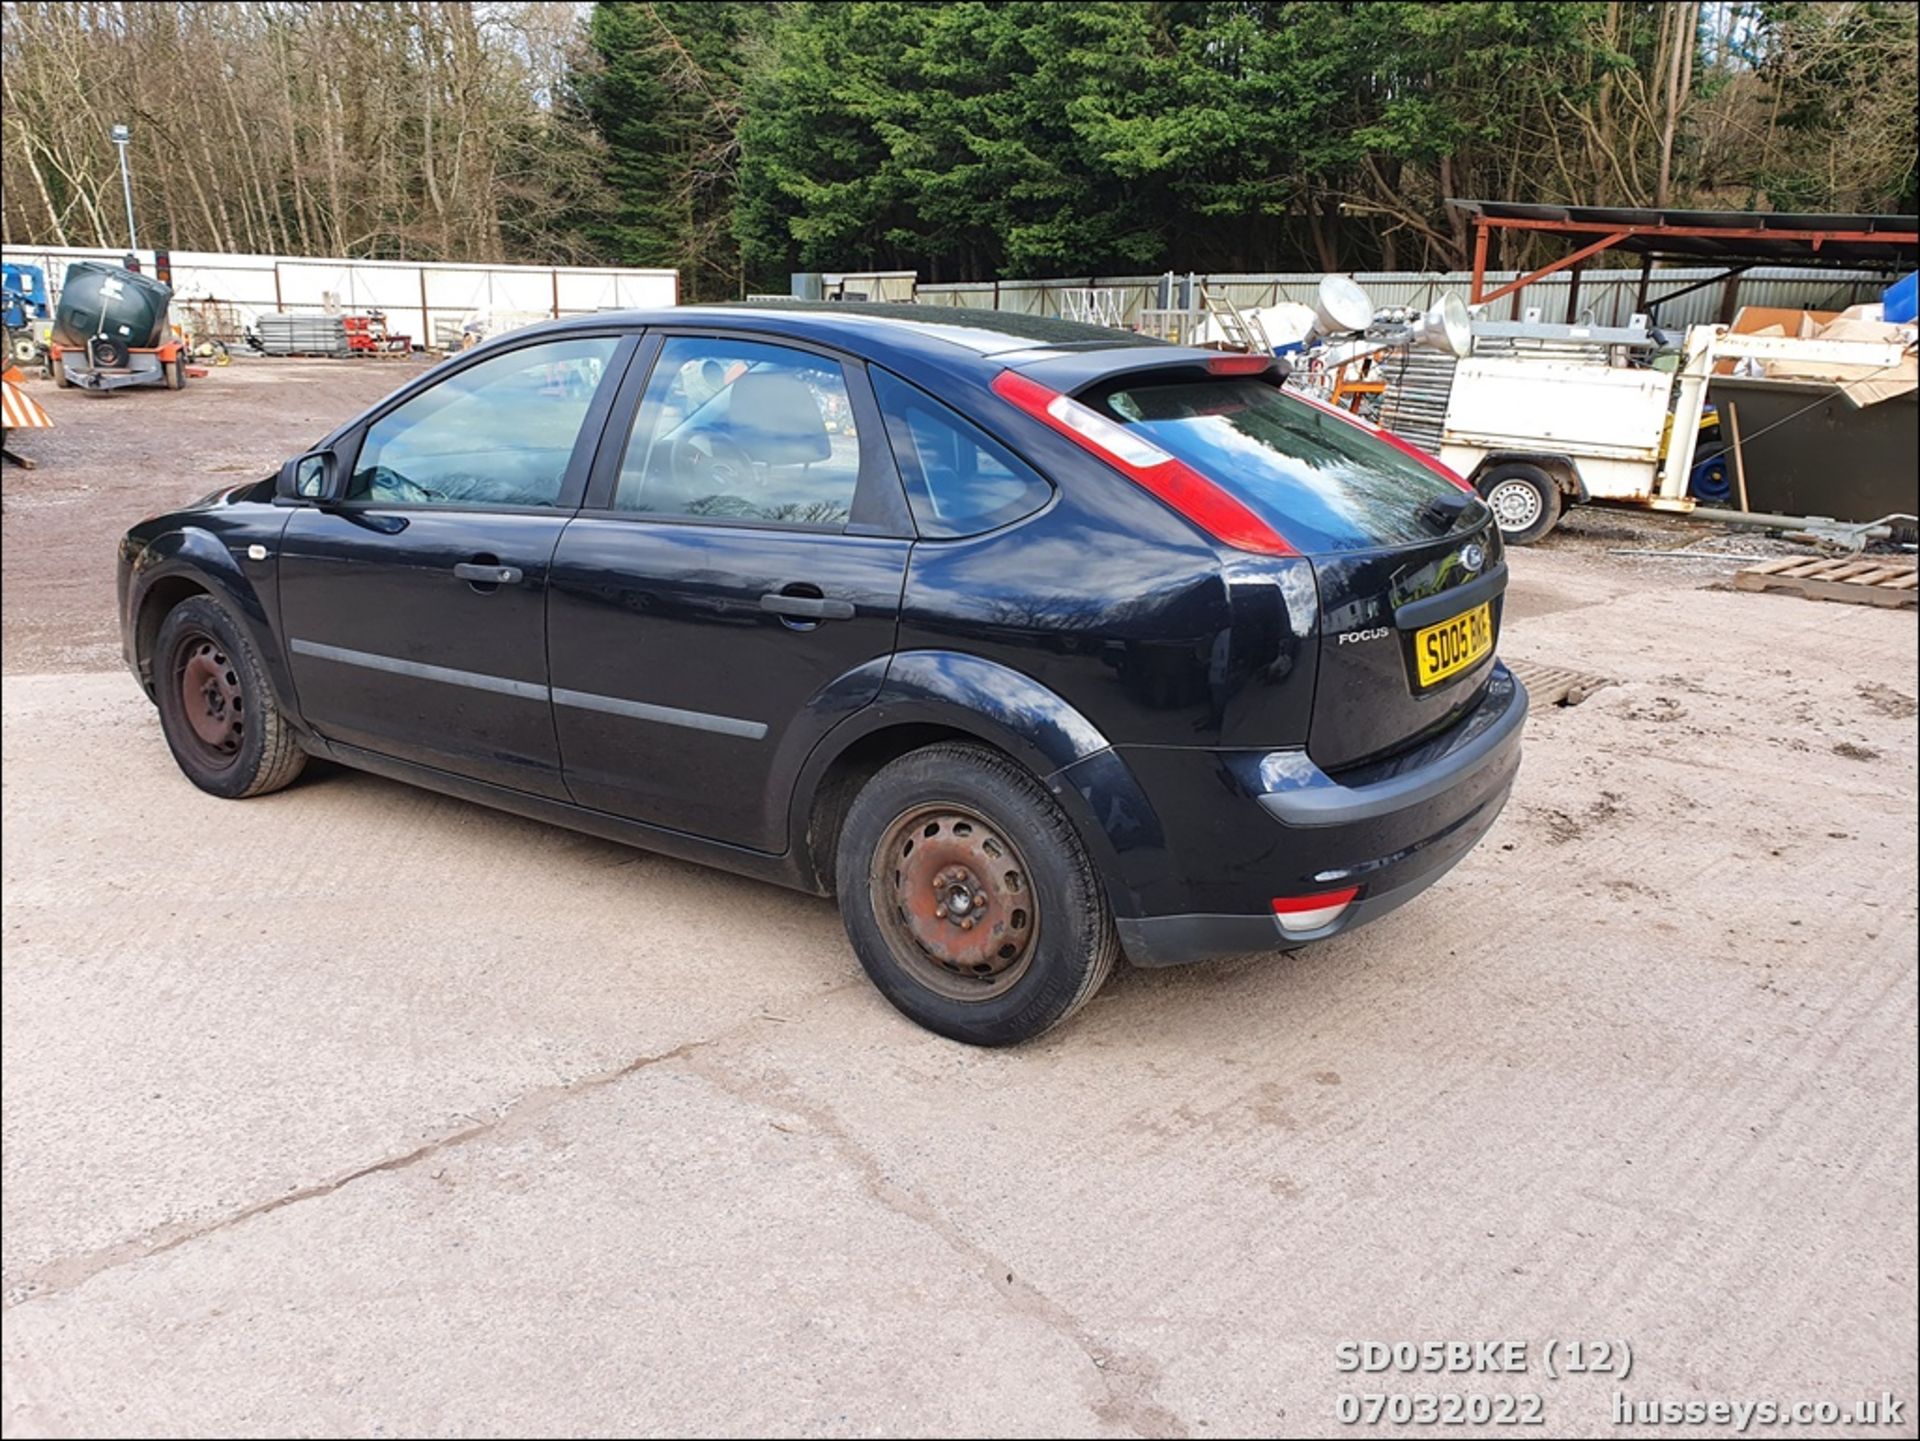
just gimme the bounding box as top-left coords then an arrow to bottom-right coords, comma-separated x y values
1095,378 -> 1481,553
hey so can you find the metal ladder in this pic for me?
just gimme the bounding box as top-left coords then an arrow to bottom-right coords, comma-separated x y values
1200,288 -> 1272,353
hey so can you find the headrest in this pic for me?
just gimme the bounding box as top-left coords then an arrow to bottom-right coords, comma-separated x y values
728,371 -> 832,466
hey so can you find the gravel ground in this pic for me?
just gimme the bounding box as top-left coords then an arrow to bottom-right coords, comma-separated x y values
2,358 -> 1915,1437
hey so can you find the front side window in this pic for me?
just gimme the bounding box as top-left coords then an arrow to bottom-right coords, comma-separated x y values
349,337 -> 618,507
872,369 -> 1052,538
614,337 -> 861,527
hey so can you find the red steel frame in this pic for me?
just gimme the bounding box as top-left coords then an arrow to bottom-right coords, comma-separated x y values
1466,214 -> 1919,305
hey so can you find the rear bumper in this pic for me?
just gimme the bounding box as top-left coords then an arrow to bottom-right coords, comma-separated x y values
1117,857 -> 1469,967
1110,664 -> 1526,968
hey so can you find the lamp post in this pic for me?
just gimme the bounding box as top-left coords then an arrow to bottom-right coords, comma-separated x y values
110,123 -> 137,251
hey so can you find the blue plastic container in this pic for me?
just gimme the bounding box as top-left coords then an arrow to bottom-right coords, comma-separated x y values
2,263 -> 50,330
1884,271 -> 1918,325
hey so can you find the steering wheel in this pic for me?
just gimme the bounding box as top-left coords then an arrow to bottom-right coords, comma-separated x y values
670,430 -> 758,492
360,465 -> 437,504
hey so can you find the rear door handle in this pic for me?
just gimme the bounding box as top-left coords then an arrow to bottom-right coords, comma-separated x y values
760,592 -> 855,621
454,562 -> 523,585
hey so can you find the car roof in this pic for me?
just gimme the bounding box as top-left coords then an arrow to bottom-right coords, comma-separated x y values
514,302 -> 1230,388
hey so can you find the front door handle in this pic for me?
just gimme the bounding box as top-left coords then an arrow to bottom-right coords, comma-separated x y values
760,591 -> 855,622
454,562 -> 523,586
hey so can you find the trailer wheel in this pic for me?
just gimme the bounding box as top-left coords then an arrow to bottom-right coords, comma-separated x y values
51,356 -> 72,388
1478,463 -> 1561,545
165,352 -> 186,390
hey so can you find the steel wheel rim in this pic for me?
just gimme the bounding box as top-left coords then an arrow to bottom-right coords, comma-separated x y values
1489,478 -> 1543,532
172,630 -> 245,768
870,803 -> 1039,1001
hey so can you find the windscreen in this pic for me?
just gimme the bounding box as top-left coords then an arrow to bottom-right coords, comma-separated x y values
1094,378 -> 1481,553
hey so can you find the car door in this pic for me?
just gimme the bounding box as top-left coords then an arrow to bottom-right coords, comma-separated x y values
546,331 -> 913,850
277,331 -> 634,797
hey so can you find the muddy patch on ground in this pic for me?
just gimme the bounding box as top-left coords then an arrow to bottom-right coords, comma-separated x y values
1856,682 -> 1918,721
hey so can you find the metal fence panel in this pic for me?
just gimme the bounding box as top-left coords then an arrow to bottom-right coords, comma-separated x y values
916,266 -> 1889,331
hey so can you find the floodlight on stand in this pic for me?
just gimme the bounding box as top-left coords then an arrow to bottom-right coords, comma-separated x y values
110,122 -> 137,249
1406,292 -> 1472,358
1310,275 -> 1374,339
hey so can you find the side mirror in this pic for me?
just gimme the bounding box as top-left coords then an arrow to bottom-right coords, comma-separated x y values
279,450 -> 340,504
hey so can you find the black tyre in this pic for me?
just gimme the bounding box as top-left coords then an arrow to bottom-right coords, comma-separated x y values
164,352 -> 186,390
51,355 -> 72,388
836,743 -> 1118,1045
152,596 -> 307,798
1477,462 -> 1562,545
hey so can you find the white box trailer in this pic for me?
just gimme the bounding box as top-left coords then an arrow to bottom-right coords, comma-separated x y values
1431,323 -> 1915,543
1438,357 -> 1671,538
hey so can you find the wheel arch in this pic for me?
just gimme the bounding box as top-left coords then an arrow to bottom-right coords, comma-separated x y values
1467,451 -> 1587,503
133,573 -> 213,691
788,651 -> 1162,918
129,529 -> 297,715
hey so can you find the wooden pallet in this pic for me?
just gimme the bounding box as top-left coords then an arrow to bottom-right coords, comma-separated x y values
1735,555 -> 1918,608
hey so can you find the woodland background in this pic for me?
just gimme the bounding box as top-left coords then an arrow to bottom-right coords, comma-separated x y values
3,1 -> 1914,300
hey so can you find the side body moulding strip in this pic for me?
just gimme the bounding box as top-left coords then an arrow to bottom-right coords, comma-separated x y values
549,687 -> 768,740
288,639 -> 767,740
289,639 -> 547,701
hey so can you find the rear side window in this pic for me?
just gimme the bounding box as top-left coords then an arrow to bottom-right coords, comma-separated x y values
872,369 -> 1051,538
1094,378 -> 1478,553
614,336 -> 861,528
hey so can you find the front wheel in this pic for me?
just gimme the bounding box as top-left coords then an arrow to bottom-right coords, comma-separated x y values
164,352 -> 186,390
836,743 -> 1118,1045
152,596 -> 307,798
1478,463 -> 1562,545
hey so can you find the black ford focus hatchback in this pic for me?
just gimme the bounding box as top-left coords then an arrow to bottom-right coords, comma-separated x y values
118,305 -> 1525,1044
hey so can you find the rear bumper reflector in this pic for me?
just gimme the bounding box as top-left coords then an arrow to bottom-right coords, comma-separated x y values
1271,887 -> 1360,934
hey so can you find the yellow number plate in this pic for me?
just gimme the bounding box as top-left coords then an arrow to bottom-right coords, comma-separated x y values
1415,602 -> 1493,688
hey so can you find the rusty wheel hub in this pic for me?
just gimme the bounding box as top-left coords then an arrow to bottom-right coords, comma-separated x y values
176,634 -> 244,760
872,805 -> 1037,999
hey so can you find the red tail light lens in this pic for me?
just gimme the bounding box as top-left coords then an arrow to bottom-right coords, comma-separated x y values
1292,390 -> 1476,493
991,370 -> 1297,556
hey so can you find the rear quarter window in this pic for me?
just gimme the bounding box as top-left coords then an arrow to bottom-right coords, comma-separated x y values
1095,378 -> 1480,553
873,369 -> 1052,538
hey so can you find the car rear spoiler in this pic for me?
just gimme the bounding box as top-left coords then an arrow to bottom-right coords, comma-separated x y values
999,345 -> 1287,395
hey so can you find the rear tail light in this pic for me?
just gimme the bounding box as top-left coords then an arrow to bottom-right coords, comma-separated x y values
1292,390 -> 1476,494
1271,887 -> 1360,935
991,370 -> 1296,556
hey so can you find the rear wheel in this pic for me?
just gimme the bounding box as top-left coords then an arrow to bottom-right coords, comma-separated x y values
50,354 -> 71,388
836,742 -> 1117,1045
164,351 -> 186,390
152,596 -> 306,798
1478,462 -> 1562,545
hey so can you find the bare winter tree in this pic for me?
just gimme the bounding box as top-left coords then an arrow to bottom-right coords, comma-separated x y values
0,0 -> 609,261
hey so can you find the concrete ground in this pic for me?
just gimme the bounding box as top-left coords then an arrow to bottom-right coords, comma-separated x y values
2,360 -> 1915,1437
